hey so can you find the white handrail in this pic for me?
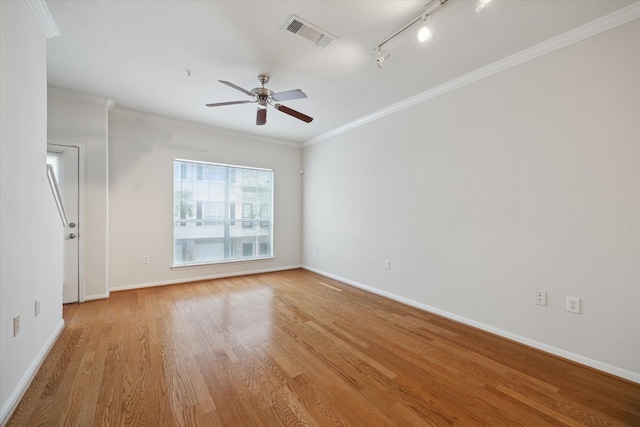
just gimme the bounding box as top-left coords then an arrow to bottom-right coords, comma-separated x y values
47,164 -> 68,226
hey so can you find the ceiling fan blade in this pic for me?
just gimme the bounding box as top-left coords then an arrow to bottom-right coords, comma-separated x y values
274,104 -> 313,123
256,108 -> 267,126
205,100 -> 251,107
271,89 -> 307,102
219,80 -> 254,97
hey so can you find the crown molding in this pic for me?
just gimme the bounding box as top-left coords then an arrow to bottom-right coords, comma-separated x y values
303,2 -> 640,147
48,86 -> 114,108
26,0 -> 60,39
110,108 -> 301,149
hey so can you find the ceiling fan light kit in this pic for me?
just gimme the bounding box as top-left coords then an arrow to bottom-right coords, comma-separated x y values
206,75 -> 313,126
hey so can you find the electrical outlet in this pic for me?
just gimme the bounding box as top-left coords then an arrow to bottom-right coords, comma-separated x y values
13,315 -> 20,337
566,297 -> 581,314
35,300 -> 41,316
534,290 -> 547,306
142,255 -> 150,264
384,259 -> 391,270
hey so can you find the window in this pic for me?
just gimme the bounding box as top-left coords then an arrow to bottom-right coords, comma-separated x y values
173,160 -> 273,266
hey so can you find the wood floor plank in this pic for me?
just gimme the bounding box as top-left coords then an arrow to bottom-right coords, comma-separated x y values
286,373 -> 362,426
195,352 -> 256,427
7,269 -> 640,426
268,321 -> 400,424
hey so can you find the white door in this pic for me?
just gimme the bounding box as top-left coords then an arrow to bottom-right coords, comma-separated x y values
47,143 -> 80,303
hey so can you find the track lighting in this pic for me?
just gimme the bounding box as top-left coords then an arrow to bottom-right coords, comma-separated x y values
372,0 -> 447,68
476,0 -> 493,14
372,0 -> 494,68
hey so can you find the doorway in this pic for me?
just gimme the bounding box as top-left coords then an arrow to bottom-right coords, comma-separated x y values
47,142 -> 83,303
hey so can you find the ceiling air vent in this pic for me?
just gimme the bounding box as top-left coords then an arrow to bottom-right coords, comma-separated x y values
284,15 -> 337,49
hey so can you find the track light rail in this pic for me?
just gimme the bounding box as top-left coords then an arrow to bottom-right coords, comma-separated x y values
373,0 -> 448,52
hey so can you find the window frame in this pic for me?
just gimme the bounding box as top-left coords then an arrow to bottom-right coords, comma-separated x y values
172,159 -> 274,268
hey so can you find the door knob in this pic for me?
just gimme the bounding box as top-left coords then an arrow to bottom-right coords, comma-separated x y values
68,233 -> 77,239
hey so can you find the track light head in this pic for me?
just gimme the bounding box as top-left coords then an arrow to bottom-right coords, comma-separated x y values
374,48 -> 391,68
476,0 -> 492,14
417,25 -> 432,42
417,14 -> 433,42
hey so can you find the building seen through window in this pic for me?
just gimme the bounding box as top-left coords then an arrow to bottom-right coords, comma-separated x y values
173,160 -> 273,266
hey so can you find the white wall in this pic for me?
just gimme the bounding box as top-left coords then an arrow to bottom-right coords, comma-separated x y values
48,90 -> 111,300
303,20 -> 640,380
108,111 -> 302,290
0,2 -> 64,423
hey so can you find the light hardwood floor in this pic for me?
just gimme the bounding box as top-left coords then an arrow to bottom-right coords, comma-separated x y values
8,269 -> 640,426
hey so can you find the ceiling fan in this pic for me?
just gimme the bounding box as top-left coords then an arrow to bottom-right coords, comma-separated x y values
206,75 -> 313,126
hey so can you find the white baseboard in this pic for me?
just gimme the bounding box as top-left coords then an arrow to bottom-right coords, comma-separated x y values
109,265 -> 303,293
302,266 -> 640,385
0,319 -> 65,426
83,292 -> 110,301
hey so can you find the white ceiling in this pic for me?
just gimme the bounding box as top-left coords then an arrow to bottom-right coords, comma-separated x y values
46,0 -> 638,144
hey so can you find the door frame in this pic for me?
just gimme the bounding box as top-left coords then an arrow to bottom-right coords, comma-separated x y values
48,140 -> 86,303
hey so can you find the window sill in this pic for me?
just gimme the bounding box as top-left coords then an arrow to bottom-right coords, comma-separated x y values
171,256 -> 275,270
